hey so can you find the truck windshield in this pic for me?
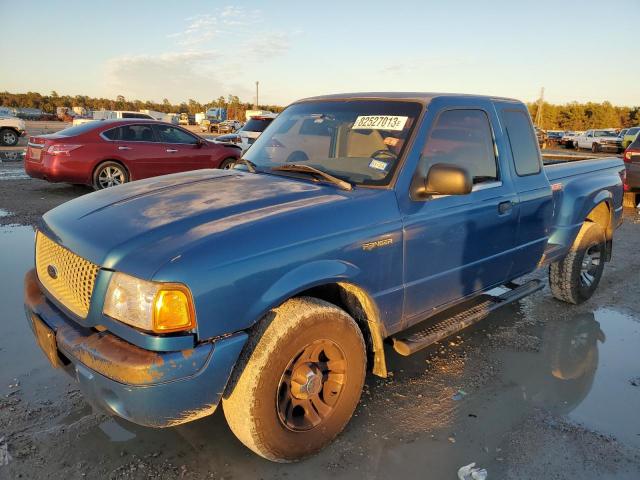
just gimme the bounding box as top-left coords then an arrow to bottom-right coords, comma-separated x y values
243,100 -> 423,186
594,131 -> 616,137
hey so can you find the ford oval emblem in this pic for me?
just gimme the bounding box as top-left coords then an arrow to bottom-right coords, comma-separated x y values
47,264 -> 58,280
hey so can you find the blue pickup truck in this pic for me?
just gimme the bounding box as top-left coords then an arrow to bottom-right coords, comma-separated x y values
24,92 -> 624,462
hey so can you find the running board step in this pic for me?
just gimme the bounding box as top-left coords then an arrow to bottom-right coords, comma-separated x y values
392,280 -> 543,356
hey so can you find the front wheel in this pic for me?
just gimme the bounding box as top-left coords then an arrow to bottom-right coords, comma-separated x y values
223,297 -> 366,462
93,161 -> 129,190
549,222 -> 606,304
592,143 -> 600,153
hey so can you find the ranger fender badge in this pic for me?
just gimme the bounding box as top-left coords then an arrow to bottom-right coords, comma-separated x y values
362,238 -> 393,251
47,264 -> 58,280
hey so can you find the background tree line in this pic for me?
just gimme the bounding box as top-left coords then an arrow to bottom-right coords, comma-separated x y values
527,101 -> 640,131
1,91 -> 638,130
0,91 -> 285,120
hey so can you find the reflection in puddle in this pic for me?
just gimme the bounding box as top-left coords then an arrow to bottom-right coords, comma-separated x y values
501,308 -> 640,447
0,149 -> 24,162
99,419 -> 137,442
0,167 -> 28,180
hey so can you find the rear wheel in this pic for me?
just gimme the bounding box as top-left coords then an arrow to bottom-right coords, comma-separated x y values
549,222 -> 606,304
93,161 -> 129,190
223,297 -> 366,462
0,128 -> 19,146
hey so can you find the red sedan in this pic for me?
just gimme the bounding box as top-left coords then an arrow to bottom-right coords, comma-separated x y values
25,120 -> 242,189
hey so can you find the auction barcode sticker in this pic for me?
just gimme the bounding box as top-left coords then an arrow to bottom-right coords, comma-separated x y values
352,115 -> 408,131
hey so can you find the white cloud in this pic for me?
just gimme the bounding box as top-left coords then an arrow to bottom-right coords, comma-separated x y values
103,6 -> 292,103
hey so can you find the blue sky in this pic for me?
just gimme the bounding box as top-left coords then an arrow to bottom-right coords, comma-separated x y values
2,0 -> 638,106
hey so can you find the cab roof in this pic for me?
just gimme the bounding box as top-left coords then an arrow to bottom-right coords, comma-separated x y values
295,92 -> 521,106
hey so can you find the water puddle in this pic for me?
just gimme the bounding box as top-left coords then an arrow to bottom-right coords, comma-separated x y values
0,167 -> 28,180
0,225 -> 49,390
499,307 -> 640,448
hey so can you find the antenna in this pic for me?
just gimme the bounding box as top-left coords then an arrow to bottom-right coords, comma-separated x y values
534,87 -> 544,128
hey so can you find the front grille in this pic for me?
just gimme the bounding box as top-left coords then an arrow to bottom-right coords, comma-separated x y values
35,232 -> 99,318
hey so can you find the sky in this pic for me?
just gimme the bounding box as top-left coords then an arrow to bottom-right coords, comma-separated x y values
1,0 -> 638,107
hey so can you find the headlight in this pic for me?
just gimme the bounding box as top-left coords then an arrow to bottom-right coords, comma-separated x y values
103,272 -> 196,333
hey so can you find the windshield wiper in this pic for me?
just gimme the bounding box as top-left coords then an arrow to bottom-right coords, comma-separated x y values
271,164 -> 353,191
235,158 -> 257,173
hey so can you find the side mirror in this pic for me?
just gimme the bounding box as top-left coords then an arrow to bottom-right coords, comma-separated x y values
416,163 -> 472,197
197,138 -> 206,147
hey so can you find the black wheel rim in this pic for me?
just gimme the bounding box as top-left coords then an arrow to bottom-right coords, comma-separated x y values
276,339 -> 347,432
580,243 -> 602,288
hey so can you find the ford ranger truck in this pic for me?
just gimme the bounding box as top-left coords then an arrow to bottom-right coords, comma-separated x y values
24,93 -> 624,462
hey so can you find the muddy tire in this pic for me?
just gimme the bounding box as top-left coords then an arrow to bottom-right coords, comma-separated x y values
222,297 -> 366,462
623,192 -> 638,208
549,222 -> 606,304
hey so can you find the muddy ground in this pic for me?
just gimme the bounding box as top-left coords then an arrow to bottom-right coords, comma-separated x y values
0,163 -> 639,479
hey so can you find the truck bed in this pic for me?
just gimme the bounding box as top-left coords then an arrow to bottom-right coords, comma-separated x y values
544,157 -> 623,182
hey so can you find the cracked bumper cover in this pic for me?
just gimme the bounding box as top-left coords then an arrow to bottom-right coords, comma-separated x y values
24,269 -> 247,427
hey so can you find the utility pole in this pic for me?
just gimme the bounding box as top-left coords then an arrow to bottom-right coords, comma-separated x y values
534,87 -> 544,128
255,81 -> 259,109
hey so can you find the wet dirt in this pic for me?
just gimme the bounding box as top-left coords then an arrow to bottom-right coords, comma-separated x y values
0,179 -> 639,479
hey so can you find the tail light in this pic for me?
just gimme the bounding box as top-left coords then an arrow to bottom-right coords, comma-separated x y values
47,144 -> 82,156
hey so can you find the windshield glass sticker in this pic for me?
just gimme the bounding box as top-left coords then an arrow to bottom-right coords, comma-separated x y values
369,159 -> 389,171
352,115 -> 408,131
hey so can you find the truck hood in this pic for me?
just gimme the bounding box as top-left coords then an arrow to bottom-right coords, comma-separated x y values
41,169 -> 355,278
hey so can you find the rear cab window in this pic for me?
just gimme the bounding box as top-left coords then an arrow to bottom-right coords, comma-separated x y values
501,110 -> 541,176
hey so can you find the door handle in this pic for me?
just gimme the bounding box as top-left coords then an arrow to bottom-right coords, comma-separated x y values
498,201 -> 513,214
118,146 -> 131,150
166,149 -> 178,153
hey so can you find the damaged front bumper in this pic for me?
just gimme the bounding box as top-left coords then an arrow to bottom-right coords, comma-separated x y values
24,269 -> 247,427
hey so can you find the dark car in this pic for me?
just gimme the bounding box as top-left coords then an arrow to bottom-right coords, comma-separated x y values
546,130 -> 565,144
623,136 -> 640,207
25,120 -> 241,189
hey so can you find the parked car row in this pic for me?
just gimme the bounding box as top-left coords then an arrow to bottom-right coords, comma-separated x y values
554,128 -> 640,153
24,120 -> 242,189
200,118 -> 243,134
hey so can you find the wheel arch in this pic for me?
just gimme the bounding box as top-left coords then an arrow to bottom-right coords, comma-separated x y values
241,260 -> 389,378
585,198 -> 614,260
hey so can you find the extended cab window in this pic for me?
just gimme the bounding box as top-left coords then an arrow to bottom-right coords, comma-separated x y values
420,109 -> 498,184
502,110 -> 541,176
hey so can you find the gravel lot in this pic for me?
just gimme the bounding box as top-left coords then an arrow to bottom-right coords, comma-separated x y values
0,146 -> 638,479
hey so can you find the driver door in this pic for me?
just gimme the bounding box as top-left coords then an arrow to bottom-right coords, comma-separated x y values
402,108 -> 519,324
